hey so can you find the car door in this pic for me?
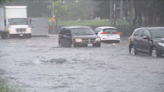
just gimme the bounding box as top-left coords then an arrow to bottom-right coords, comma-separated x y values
140,30 -> 151,53
64,29 -> 72,46
135,29 -> 144,51
62,29 -> 72,46
131,29 -> 139,46
59,28 -> 66,46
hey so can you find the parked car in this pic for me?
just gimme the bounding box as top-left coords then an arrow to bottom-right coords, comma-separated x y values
58,26 -> 101,47
94,26 -> 120,43
129,27 -> 164,57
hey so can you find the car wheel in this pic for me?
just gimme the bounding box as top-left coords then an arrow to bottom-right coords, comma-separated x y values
116,40 -> 120,43
71,43 -> 77,48
27,34 -> 32,38
130,46 -> 137,55
151,47 -> 159,58
59,41 -> 63,47
1,32 -> 8,39
58,41 -> 61,47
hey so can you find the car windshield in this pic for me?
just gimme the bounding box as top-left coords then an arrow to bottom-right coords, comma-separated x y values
103,29 -> 117,33
71,28 -> 95,35
9,18 -> 27,25
149,28 -> 164,38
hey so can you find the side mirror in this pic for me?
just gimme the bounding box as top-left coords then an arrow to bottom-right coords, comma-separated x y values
95,33 -> 98,35
143,36 -> 149,39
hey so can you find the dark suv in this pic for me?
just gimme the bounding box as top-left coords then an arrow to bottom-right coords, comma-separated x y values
58,26 -> 101,47
129,27 -> 164,57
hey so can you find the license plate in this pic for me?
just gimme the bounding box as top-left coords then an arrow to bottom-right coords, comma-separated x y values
107,34 -> 112,36
20,34 -> 23,36
88,44 -> 92,46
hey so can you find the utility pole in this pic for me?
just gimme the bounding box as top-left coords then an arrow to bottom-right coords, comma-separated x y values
130,0 -> 133,25
90,0 -> 93,20
120,0 -> 123,25
114,0 -> 116,26
110,0 -> 113,26
51,0 -> 54,34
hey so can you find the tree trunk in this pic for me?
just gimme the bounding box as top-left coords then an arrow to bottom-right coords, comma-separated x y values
138,10 -> 142,25
133,0 -> 138,25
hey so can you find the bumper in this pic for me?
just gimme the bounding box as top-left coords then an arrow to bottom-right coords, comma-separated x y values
10,34 -> 31,38
101,40 -> 120,43
73,41 -> 100,46
157,46 -> 164,55
9,30 -> 31,34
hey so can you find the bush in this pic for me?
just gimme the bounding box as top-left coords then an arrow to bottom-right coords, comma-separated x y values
0,78 -> 26,92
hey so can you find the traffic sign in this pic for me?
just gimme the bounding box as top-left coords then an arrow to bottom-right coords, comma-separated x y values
51,17 -> 55,22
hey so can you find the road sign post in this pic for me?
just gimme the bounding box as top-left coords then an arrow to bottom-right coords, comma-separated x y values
51,0 -> 54,34
51,17 -> 55,22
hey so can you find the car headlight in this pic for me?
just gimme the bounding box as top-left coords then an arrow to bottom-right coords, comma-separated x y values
9,29 -> 13,32
75,39 -> 83,42
9,28 -> 14,32
158,43 -> 164,47
95,38 -> 100,41
26,28 -> 31,31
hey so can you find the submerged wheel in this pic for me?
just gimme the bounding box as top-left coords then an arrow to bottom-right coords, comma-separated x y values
130,46 -> 137,55
151,47 -> 160,58
1,32 -> 8,39
71,43 -> 78,48
59,41 -> 63,47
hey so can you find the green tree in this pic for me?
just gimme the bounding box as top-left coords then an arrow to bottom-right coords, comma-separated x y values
95,0 -> 164,25
0,0 -> 11,5
4,0 -> 51,18
66,0 -> 90,20
48,0 -> 68,26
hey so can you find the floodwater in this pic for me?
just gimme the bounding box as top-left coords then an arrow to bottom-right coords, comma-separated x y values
0,36 -> 164,92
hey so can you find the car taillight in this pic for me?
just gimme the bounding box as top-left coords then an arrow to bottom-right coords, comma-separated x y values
101,32 -> 107,34
128,38 -> 130,45
115,32 -> 119,34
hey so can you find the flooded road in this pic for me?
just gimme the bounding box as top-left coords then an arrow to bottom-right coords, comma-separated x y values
0,35 -> 164,92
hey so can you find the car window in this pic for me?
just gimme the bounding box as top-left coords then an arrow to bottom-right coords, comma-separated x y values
60,28 -> 67,35
59,29 -> 64,34
149,28 -> 164,38
103,28 -> 117,33
143,30 -> 151,37
95,28 -> 101,33
71,28 -> 95,35
133,30 -> 139,36
138,29 -> 144,37
65,29 -> 71,35
59,28 -> 65,35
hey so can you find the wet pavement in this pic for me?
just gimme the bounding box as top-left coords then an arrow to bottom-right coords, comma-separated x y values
0,35 -> 164,92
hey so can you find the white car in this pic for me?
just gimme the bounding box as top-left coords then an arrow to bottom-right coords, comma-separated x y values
94,26 -> 120,43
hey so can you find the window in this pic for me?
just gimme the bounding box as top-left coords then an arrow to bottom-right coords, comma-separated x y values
65,29 -> 71,35
71,28 -> 95,35
133,30 -> 139,36
95,28 -> 101,33
149,28 -> 164,38
103,28 -> 117,33
143,30 -> 151,37
60,28 -> 67,34
10,18 -> 27,25
138,29 -> 144,37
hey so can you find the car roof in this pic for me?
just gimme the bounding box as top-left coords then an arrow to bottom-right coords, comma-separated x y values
96,26 -> 116,29
61,26 -> 91,29
135,27 -> 164,30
